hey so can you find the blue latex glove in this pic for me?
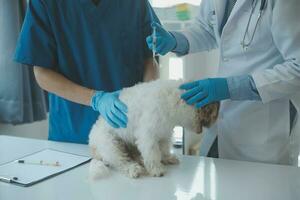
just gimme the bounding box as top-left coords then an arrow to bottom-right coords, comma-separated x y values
146,22 -> 177,55
180,78 -> 230,108
91,91 -> 128,128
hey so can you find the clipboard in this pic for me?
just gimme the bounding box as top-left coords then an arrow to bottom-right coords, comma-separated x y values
0,149 -> 91,187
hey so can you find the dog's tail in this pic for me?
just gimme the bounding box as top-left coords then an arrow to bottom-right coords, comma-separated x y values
89,159 -> 111,180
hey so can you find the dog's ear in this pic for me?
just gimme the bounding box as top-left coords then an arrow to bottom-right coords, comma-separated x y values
195,121 -> 203,134
195,109 -> 203,134
200,102 -> 220,128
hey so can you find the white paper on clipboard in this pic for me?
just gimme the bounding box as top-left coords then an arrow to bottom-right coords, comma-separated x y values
0,149 -> 91,187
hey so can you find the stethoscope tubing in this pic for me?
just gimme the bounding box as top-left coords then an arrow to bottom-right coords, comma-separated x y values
241,0 -> 268,50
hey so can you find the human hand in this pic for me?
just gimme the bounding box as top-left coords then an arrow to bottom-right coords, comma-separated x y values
146,22 -> 177,55
91,91 -> 128,128
180,78 -> 230,108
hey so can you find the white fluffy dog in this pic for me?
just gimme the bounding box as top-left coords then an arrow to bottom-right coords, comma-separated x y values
89,80 -> 219,179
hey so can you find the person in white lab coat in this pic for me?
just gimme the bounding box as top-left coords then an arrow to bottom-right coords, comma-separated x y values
146,0 -> 300,165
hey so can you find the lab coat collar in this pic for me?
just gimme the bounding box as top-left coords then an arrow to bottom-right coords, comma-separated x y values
213,0 -> 227,36
226,0 -> 251,21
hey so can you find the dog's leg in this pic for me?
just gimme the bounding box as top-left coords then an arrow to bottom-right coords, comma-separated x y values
96,133 -> 145,178
159,139 -> 180,165
126,143 -> 144,167
137,136 -> 166,177
89,158 -> 110,180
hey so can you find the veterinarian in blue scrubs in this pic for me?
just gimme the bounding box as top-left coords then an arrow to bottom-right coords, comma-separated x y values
14,0 -> 159,144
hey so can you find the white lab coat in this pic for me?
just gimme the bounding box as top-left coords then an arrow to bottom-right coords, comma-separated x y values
182,0 -> 300,165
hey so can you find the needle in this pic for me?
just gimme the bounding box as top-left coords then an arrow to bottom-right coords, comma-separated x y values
17,160 -> 61,167
152,26 -> 159,68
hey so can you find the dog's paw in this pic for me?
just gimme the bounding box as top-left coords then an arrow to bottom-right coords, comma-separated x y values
161,155 -> 180,165
147,164 -> 166,177
123,163 -> 145,178
89,159 -> 110,180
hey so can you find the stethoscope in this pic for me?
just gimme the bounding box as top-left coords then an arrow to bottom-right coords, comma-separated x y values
241,0 -> 268,50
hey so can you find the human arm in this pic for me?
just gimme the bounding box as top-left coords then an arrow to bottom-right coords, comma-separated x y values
143,57 -> 159,82
146,0 -> 217,56
180,75 -> 261,108
34,66 -> 94,106
34,66 -> 128,128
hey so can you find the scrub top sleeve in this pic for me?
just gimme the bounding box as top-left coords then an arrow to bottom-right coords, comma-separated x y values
142,1 -> 160,60
14,0 -> 57,69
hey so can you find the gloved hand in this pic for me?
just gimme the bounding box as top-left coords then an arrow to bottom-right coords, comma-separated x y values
146,22 -> 177,55
180,78 -> 230,108
90,91 -> 128,128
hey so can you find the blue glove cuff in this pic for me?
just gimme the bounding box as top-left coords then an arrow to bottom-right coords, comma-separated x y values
226,75 -> 262,101
170,31 -> 189,56
90,91 -> 104,111
211,78 -> 230,101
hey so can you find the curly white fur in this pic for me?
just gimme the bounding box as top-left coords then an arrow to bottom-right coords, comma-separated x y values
89,80 -> 219,179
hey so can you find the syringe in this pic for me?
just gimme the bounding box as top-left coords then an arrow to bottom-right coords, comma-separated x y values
152,26 -> 159,68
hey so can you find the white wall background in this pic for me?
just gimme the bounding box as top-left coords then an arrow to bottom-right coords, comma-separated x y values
151,0 -> 201,7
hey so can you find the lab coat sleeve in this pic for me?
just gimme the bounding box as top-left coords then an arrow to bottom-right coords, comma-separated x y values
252,0 -> 300,103
227,75 -> 262,101
170,31 -> 190,56
180,0 -> 218,54
14,0 -> 57,69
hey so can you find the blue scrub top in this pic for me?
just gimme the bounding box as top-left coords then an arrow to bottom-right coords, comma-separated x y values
14,0 -> 159,144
